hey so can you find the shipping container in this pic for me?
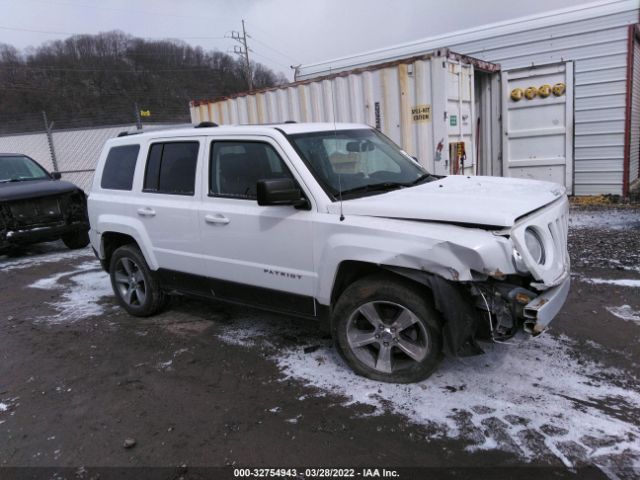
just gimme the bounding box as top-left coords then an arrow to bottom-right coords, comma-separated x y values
190,50 -> 501,177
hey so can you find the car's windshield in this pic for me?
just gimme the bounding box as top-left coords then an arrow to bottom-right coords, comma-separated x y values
0,155 -> 50,183
289,128 -> 434,199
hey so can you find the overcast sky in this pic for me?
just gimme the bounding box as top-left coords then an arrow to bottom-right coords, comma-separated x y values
1,0 -> 595,79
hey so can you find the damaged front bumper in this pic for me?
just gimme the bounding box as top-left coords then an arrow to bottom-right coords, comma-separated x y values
522,275 -> 571,335
473,272 -> 570,341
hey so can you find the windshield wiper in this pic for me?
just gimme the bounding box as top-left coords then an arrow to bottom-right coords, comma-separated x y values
339,182 -> 406,197
408,173 -> 437,185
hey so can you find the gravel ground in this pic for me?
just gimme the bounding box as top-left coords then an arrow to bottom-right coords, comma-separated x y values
0,206 -> 639,479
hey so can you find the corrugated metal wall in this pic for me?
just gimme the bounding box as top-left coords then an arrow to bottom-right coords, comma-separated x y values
630,32 -> 640,184
448,11 -> 637,195
0,124 -> 187,192
296,1 -> 640,195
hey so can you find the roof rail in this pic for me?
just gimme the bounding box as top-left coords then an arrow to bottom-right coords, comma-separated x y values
117,131 -> 142,137
195,121 -> 219,128
284,120 -> 297,124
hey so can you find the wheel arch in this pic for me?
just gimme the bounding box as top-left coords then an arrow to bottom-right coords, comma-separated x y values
94,215 -> 158,270
330,261 -> 435,307
329,261 -> 484,358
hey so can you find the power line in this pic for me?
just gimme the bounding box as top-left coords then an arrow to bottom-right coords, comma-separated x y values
0,65 -> 228,72
25,0 -> 225,23
249,35 -> 300,65
244,22 -> 300,64
249,50 -> 292,71
0,25 -> 229,41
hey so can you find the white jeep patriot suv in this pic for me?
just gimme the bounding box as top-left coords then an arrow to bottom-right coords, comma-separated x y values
88,122 -> 570,383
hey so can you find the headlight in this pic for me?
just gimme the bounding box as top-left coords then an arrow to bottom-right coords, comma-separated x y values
524,227 -> 545,264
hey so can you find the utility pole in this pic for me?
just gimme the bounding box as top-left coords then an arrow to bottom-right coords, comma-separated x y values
42,111 -> 59,173
231,19 -> 253,90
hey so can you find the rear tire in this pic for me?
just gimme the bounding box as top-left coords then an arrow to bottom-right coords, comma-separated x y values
61,230 -> 90,249
332,274 -> 443,383
109,244 -> 167,317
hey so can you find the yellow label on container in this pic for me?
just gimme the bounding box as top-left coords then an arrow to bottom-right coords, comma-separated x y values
411,104 -> 431,122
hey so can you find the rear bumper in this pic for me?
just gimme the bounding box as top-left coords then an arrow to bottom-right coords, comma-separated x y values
1,221 -> 89,248
523,275 -> 571,335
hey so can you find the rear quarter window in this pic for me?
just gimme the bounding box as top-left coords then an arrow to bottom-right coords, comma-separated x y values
101,145 -> 140,190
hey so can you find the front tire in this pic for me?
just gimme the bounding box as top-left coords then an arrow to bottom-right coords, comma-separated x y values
109,244 -> 167,317
332,274 -> 442,383
61,230 -> 90,249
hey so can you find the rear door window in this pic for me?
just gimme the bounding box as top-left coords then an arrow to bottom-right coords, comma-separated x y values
143,142 -> 199,195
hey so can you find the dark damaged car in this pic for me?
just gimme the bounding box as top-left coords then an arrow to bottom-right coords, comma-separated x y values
0,153 -> 90,253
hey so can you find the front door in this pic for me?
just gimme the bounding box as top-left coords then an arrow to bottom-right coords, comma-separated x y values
195,136 -> 317,316
501,62 -> 574,192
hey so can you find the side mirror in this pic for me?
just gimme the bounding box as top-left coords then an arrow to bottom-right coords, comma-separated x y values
257,178 -> 303,206
51,172 -> 62,180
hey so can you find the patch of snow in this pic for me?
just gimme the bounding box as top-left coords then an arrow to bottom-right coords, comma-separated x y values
0,397 -> 18,414
217,322 -> 266,347
0,248 -> 92,273
219,322 -> 640,468
569,209 -> 640,230
277,335 -> 640,465
29,261 -> 100,289
581,277 -> 640,288
32,269 -> 113,324
268,407 -> 281,413
157,360 -> 173,371
606,305 -> 640,326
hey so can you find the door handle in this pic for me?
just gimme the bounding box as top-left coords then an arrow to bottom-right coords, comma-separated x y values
137,207 -> 156,217
204,214 -> 230,225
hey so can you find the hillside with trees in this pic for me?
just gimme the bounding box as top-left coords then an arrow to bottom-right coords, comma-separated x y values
0,30 -> 287,134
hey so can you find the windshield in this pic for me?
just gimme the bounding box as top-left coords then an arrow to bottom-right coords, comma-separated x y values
289,128 -> 434,199
0,155 -> 50,183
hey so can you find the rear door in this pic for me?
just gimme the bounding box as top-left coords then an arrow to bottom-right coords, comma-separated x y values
136,137 -> 203,273
501,63 -> 574,192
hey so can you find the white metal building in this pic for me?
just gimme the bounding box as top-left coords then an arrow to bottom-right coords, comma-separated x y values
190,0 -> 640,196
295,0 -> 640,196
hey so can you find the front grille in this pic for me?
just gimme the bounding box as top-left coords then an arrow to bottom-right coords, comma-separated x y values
547,209 -> 570,269
10,197 -> 63,226
512,197 -> 570,288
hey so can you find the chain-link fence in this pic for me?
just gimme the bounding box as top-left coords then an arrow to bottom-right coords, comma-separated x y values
0,122 -> 189,192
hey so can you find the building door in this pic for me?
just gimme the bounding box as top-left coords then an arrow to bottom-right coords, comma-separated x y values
501,63 -> 574,192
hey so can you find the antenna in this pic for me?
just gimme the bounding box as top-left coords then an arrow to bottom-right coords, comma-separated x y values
329,66 -> 345,222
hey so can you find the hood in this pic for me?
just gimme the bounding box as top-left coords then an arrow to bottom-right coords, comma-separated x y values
0,179 -> 81,202
328,175 -> 565,228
